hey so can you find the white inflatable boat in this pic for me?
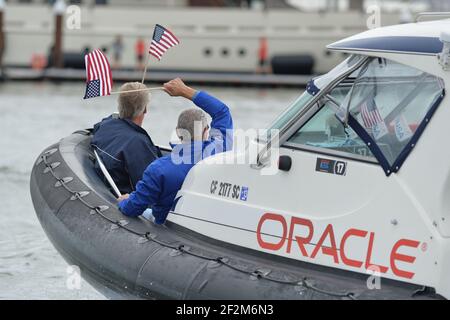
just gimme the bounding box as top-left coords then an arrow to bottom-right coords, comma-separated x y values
31,16 -> 450,299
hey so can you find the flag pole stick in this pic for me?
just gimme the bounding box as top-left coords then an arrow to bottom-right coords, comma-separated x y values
110,87 -> 164,95
141,54 -> 151,84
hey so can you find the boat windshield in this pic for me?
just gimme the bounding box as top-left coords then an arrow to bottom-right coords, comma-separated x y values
267,55 -> 364,133
345,57 -> 444,167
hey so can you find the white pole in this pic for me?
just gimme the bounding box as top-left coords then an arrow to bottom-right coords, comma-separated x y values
94,149 -> 122,198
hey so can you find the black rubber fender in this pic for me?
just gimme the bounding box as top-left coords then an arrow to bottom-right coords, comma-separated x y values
271,55 -> 315,75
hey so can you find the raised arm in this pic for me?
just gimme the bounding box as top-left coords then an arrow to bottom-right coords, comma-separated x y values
164,78 -> 233,151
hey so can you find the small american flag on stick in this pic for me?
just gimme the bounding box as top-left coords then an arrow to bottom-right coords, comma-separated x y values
149,24 -> 180,61
360,95 -> 389,140
360,97 -> 383,128
84,49 -> 113,99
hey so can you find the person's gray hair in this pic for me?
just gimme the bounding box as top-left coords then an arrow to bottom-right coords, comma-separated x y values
117,82 -> 150,119
177,108 -> 208,141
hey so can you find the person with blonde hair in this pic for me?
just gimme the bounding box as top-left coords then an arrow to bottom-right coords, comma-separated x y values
91,82 -> 161,194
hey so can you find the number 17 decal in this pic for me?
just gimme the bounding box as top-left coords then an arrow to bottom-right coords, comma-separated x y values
315,158 -> 347,176
334,161 -> 347,176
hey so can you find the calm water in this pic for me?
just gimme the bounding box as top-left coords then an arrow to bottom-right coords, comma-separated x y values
0,81 -> 300,299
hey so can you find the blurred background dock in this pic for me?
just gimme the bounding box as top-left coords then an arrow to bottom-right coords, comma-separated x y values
0,0 -> 444,86
4,67 -> 312,86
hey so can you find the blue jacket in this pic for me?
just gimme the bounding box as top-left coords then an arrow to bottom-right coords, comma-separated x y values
118,91 -> 233,224
91,115 -> 161,194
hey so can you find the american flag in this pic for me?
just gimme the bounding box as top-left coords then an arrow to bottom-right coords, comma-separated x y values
360,97 -> 384,128
83,49 -> 113,99
149,24 -> 180,61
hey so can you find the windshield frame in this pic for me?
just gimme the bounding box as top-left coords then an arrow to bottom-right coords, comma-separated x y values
254,55 -> 370,168
280,56 -> 445,176
266,55 -> 367,137
275,55 -> 370,146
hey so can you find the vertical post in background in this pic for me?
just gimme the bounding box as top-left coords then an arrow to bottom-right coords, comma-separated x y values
0,0 -> 5,70
348,0 -> 363,12
53,0 -> 66,68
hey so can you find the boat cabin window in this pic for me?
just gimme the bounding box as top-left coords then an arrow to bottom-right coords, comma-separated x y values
284,58 -> 444,165
267,55 -> 365,135
269,91 -> 315,133
285,84 -> 376,160
346,58 -> 444,165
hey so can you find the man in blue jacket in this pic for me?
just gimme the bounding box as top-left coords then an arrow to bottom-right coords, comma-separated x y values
92,82 -> 161,194
117,78 -> 233,224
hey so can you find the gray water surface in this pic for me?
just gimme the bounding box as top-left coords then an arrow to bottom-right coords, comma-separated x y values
0,81 -> 300,299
